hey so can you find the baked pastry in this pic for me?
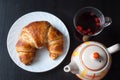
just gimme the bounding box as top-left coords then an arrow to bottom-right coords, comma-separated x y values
16,21 -> 64,65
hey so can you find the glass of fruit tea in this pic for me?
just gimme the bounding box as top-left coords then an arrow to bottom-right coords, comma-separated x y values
73,7 -> 112,41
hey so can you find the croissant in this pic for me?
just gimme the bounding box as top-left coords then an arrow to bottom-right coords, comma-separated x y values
16,21 -> 64,65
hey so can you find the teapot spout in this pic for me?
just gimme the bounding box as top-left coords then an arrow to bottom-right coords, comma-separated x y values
64,65 -> 71,72
64,61 -> 79,74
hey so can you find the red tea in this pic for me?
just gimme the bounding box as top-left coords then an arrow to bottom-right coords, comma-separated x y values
76,12 -> 102,35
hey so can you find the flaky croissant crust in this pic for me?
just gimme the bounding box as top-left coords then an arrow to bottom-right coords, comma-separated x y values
16,21 -> 64,65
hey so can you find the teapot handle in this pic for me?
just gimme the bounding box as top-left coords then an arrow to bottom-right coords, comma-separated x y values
107,43 -> 120,54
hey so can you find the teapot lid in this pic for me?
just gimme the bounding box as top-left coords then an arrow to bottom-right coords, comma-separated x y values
81,42 -> 108,71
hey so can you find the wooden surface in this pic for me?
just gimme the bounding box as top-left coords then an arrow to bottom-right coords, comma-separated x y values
0,0 -> 120,80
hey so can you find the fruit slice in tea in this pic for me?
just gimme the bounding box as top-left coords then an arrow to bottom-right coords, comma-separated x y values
76,12 -> 102,36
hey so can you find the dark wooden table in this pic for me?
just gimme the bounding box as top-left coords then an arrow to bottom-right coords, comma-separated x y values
0,0 -> 120,80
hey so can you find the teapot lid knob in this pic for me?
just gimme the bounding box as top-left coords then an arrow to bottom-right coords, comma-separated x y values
93,52 -> 99,59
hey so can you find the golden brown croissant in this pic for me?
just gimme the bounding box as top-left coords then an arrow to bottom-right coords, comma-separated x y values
16,21 -> 64,65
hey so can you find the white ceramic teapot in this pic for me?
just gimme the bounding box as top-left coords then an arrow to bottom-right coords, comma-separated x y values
64,41 -> 120,80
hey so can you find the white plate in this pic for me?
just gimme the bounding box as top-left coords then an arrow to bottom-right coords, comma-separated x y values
7,11 -> 70,72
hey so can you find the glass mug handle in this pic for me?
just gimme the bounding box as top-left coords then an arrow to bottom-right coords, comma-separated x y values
103,17 -> 112,27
